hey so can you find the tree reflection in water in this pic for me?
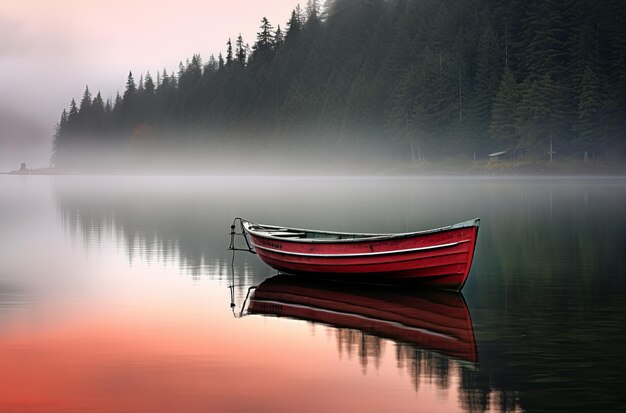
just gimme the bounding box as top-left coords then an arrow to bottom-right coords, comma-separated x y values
54,177 -> 626,413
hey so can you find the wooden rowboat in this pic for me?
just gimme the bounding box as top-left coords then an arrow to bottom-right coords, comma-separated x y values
235,218 -> 480,291
248,274 -> 478,364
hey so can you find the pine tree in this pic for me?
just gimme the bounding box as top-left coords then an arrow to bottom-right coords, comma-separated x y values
519,0 -> 570,82
60,109 -> 68,128
473,22 -> 503,135
79,85 -> 92,114
123,72 -> 136,102
92,92 -> 105,114
226,39 -> 233,65
286,8 -> 303,40
205,55 -> 218,74
574,66 -> 605,153
51,108 -> 70,166
140,73 -> 156,121
137,74 -> 144,93
274,25 -> 284,49
306,0 -> 321,23
113,93 -> 122,111
516,72 -> 560,153
257,17 -> 274,48
68,99 -> 79,122
251,17 -> 275,66
517,0 -> 573,147
144,72 -> 155,95
235,34 -> 247,67
490,70 -> 521,148
121,72 -> 137,127
407,48 -> 458,158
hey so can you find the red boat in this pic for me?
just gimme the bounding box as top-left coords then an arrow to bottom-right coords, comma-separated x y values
247,274 -> 478,363
234,218 -> 480,291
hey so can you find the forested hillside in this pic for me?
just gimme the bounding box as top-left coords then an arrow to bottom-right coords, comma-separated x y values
52,0 -> 626,172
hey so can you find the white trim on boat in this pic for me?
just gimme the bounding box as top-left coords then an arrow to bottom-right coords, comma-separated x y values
250,239 -> 470,257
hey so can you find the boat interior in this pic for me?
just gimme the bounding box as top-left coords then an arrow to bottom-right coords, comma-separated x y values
248,225 -> 380,240
240,217 -> 477,243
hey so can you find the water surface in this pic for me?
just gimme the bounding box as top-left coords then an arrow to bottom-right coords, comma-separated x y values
1,175 -> 625,412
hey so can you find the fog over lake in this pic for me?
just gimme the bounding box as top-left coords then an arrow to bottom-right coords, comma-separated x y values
1,175 -> 625,412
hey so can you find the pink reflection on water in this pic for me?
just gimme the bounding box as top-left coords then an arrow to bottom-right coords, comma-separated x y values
0,301 -> 491,413
0,176 -> 522,412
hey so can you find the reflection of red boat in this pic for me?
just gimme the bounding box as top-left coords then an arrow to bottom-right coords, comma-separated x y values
248,275 -> 478,363
240,218 -> 480,291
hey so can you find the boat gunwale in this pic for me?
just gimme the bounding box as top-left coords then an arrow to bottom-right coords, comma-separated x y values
242,218 -> 480,244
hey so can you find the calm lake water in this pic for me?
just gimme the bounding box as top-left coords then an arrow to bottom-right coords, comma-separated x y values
1,175 -> 625,412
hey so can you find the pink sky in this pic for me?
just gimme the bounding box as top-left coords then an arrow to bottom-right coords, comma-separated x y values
0,0 -> 303,169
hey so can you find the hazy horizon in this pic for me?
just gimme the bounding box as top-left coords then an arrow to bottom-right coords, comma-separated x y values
0,0 -> 302,171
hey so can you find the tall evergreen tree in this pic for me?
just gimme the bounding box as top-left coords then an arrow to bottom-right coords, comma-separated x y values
92,92 -> 105,114
286,7 -> 304,40
79,86 -> 92,114
274,25 -> 284,49
574,66 -> 607,154
144,72 -> 155,95
473,22 -> 503,135
516,72 -> 561,151
306,0 -> 322,23
68,99 -> 79,122
235,34 -> 247,67
251,17 -> 275,65
121,72 -> 137,127
226,39 -> 233,65
490,70 -> 521,148
123,72 -> 136,102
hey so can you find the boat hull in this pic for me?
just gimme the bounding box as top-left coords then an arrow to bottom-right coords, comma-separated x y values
244,219 -> 479,291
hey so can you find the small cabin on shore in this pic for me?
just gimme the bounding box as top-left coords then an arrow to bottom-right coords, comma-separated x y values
488,151 -> 508,162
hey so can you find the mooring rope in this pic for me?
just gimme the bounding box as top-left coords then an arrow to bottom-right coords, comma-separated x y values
228,217 -> 256,254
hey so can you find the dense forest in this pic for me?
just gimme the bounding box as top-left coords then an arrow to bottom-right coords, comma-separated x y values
52,0 -> 626,172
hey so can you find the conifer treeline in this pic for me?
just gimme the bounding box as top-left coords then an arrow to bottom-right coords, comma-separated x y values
52,0 -> 626,171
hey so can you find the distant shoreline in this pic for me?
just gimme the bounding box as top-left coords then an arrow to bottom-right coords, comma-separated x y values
3,160 -> 626,177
